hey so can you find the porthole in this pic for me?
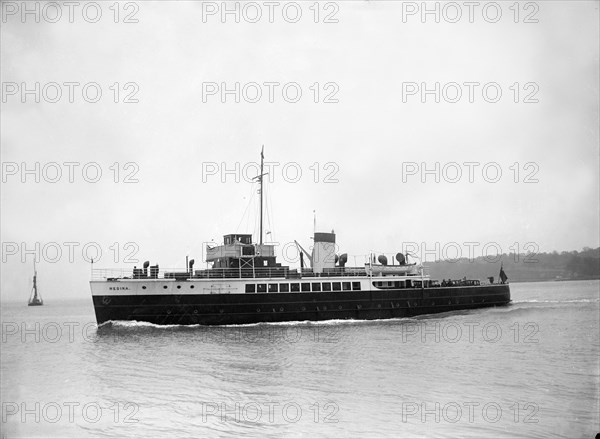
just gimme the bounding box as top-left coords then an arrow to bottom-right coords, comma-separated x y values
163,285 -> 168,289
142,286 -> 146,290
301,306 -> 306,311
194,309 -> 198,314
279,307 -> 283,312
167,310 -> 172,314
177,285 -> 181,289
257,308 -> 261,312
190,285 -> 195,289
338,306 -> 342,310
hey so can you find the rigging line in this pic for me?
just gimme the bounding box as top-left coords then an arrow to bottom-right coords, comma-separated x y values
247,196 -> 253,236
245,181 -> 257,235
247,181 -> 259,234
253,181 -> 260,240
236,180 -> 257,233
263,177 -> 270,241
252,181 -> 260,237
270,184 -> 275,242
266,178 -> 275,243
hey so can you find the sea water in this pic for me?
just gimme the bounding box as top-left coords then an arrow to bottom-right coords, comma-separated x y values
1,280 -> 599,438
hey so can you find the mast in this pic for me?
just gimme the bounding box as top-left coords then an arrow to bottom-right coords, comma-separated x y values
259,146 -> 264,246
32,262 -> 38,300
33,262 -> 37,301
252,146 -> 268,246
29,260 -> 42,305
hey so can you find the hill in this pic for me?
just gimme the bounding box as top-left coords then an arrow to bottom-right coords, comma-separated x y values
424,247 -> 600,283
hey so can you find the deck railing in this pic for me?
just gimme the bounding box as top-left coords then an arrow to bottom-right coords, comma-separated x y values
91,268 -> 497,287
91,266 -> 374,281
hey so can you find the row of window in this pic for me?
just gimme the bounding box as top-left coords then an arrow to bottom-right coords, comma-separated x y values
139,282 -> 362,293
373,280 -> 429,289
245,281 -> 361,294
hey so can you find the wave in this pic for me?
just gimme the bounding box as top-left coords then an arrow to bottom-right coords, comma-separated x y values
97,317 -> 413,331
512,298 -> 598,304
98,320 -> 202,329
484,306 -> 550,318
485,300 -> 598,317
95,310 -> 496,332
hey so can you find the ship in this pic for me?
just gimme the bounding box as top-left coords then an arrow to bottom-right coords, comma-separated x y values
28,262 -> 43,306
90,149 -> 510,326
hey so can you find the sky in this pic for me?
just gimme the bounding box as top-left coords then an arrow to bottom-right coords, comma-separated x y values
1,0 -> 599,301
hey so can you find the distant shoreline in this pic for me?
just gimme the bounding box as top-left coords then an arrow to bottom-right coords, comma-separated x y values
510,277 -> 600,284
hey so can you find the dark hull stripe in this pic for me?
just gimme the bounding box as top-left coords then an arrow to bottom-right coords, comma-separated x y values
92,285 -> 510,326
